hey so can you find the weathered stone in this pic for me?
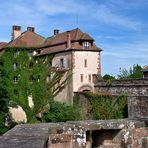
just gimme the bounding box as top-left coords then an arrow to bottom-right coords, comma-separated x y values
0,119 -> 147,148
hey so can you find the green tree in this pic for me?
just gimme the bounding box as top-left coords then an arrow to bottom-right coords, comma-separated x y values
103,74 -> 115,81
118,64 -> 143,79
0,58 -> 9,134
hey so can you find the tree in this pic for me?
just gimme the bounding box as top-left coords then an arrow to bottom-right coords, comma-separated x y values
118,64 -> 143,79
103,74 -> 115,81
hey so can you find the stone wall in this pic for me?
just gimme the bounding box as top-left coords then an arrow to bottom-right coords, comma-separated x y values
94,78 -> 148,120
0,119 -> 147,148
94,78 -> 148,96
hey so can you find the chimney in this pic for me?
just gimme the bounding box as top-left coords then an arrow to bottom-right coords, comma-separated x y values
27,27 -> 35,32
12,25 -> 21,40
54,29 -> 59,35
67,31 -> 71,48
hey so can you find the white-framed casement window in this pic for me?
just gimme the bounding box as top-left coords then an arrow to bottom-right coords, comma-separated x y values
14,51 -> 20,58
13,76 -> 18,84
13,63 -> 18,71
83,41 -> 90,49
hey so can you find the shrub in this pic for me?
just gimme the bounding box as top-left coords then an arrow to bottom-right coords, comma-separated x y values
43,100 -> 81,122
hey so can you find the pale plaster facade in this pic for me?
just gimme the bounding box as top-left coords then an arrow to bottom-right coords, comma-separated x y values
52,50 -> 101,104
72,51 -> 100,92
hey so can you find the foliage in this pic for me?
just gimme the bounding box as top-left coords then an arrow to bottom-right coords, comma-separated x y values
43,100 -> 81,122
0,58 -> 9,135
118,64 -> 143,79
1,47 -> 71,123
81,92 -> 127,120
103,74 -> 115,81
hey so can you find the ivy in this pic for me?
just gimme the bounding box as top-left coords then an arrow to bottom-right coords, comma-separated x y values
1,47 -> 65,122
78,92 -> 127,120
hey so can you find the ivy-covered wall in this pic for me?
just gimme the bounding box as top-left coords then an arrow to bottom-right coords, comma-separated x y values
1,47 -> 53,121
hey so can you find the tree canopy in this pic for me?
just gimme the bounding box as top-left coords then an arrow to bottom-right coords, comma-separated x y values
118,64 -> 143,79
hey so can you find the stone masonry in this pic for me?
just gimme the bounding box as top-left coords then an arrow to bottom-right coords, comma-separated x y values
0,119 -> 147,148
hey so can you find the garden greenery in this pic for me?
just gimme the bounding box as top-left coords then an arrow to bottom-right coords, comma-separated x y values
78,92 -> 128,120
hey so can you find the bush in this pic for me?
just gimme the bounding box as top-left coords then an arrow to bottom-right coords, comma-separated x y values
43,101 -> 81,122
82,92 -> 127,120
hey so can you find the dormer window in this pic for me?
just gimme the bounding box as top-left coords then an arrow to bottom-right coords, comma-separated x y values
83,41 -> 90,49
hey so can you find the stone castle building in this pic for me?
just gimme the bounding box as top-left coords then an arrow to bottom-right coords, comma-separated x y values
0,25 -> 102,104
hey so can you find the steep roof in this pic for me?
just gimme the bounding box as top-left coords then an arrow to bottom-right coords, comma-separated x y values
42,28 -> 94,47
6,31 -> 45,48
39,28 -> 101,55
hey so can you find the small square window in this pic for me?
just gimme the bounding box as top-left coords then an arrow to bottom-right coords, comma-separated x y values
83,42 -> 89,49
13,76 -> 18,84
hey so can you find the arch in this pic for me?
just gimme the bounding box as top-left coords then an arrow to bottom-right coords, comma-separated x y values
78,84 -> 93,92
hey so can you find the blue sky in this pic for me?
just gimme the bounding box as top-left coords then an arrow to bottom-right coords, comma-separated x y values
0,0 -> 148,76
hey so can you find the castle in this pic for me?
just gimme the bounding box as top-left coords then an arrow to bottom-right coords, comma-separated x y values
0,25 -> 102,105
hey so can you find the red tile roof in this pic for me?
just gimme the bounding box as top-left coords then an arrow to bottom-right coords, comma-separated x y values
39,28 -> 101,55
6,31 -> 45,47
42,28 -> 94,47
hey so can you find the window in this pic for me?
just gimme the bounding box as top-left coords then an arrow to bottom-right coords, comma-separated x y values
48,61 -> 52,67
46,75 -> 51,82
14,51 -> 20,58
13,76 -> 18,83
37,75 -> 40,82
89,74 -> 91,82
80,74 -> 83,82
83,41 -> 89,49
29,76 -> 33,83
60,58 -> 64,68
29,62 -> 33,69
84,59 -> 87,67
28,51 -> 32,57
13,63 -> 18,71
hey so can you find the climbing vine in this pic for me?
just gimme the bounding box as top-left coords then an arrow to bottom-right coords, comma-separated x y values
76,92 -> 128,120
1,47 -> 71,122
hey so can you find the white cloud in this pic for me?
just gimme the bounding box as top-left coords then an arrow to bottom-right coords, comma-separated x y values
93,5 -> 143,30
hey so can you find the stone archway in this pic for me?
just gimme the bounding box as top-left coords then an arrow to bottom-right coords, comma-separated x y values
78,84 -> 93,92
